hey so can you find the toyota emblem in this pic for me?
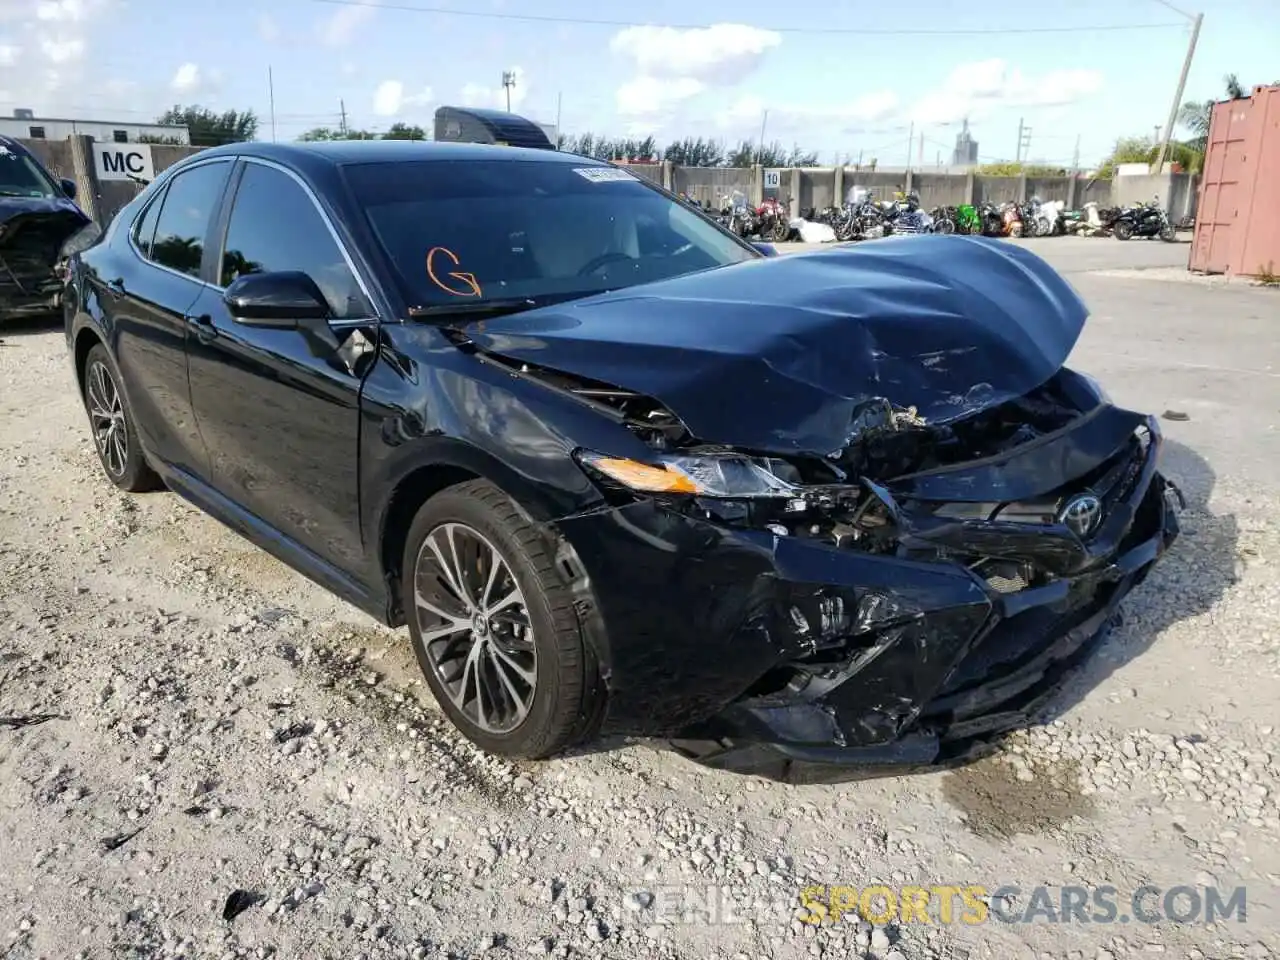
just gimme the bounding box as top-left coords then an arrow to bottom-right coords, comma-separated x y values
1058,493 -> 1103,538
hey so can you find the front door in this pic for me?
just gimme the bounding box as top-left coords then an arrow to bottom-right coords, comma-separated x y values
105,159 -> 232,478
186,158 -> 379,577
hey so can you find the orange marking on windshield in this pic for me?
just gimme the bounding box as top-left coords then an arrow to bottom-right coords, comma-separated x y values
426,246 -> 482,297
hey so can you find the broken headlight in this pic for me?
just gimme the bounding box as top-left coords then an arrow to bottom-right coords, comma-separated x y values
576,450 -> 797,498
58,221 -> 103,259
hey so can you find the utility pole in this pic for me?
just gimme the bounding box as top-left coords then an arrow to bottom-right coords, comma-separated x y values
339,99 -> 348,136
1153,8 -> 1203,173
268,66 -> 277,142
918,129 -> 924,167
1015,117 -> 1023,162
1072,133 -> 1081,173
1015,117 -> 1032,164
906,121 -> 914,171
757,109 -> 769,165
555,91 -> 562,145
501,70 -> 517,112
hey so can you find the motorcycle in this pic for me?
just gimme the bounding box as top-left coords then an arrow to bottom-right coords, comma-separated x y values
719,190 -> 757,239
755,196 -> 792,242
977,201 -> 1005,236
953,203 -> 981,235
1111,195 -> 1177,242
930,205 -> 957,234
1000,201 -> 1024,237
890,192 -> 933,234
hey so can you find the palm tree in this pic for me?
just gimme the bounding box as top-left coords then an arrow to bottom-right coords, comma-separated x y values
1177,74 -> 1247,152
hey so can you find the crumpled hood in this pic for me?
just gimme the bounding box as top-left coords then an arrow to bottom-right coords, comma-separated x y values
464,235 -> 1088,455
0,195 -> 91,268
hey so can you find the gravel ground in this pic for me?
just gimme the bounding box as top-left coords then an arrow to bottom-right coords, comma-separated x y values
2,238 -> 1278,960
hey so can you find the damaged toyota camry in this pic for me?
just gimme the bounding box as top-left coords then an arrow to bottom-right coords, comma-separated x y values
64,140 -> 1182,783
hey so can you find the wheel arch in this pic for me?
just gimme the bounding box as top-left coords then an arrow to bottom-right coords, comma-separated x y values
374,439 -> 587,627
72,325 -> 104,397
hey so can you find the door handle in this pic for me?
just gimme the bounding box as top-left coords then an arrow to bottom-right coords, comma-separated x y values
186,313 -> 217,340
106,277 -> 125,295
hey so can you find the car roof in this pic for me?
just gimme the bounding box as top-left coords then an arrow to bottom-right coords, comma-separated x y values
192,139 -> 606,171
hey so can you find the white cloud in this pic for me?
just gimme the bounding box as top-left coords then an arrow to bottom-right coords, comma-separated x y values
38,35 -> 83,63
616,76 -> 704,116
909,60 -> 1103,125
317,0 -> 375,46
372,79 -> 433,117
257,13 -> 280,42
35,0 -> 90,22
460,66 -> 527,110
610,23 -> 780,85
0,0 -> 113,112
170,62 -> 200,94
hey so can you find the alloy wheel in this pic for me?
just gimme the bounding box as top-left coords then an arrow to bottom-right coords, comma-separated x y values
413,522 -> 537,734
86,360 -> 127,478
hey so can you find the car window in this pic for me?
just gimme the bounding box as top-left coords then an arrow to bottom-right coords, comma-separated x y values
132,189 -> 165,259
219,162 -> 372,320
343,159 -> 757,308
0,142 -> 59,199
149,161 -> 230,279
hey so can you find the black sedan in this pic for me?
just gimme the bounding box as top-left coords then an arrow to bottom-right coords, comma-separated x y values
64,140 -> 1181,783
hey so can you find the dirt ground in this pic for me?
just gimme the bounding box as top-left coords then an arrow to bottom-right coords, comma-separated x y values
1,237 -> 1277,960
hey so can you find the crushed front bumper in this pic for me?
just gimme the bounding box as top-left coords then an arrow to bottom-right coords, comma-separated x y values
555,415 -> 1182,784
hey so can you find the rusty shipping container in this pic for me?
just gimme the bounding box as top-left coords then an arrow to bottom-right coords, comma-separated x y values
1191,84 -> 1280,278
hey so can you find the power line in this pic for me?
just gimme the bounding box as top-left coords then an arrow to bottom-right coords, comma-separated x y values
304,0 -> 1183,35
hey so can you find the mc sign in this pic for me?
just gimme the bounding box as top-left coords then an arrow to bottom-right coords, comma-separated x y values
93,143 -> 156,182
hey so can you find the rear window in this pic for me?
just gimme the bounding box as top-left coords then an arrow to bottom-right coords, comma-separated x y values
342,159 -> 757,307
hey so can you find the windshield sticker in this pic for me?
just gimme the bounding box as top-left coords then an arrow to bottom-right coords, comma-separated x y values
572,167 -> 638,183
426,246 -> 482,298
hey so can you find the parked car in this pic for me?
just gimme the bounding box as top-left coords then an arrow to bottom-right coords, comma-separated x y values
0,135 -> 98,323
64,140 -> 1182,783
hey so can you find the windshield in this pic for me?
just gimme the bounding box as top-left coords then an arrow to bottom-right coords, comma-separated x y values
343,159 -> 758,308
0,144 -> 59,199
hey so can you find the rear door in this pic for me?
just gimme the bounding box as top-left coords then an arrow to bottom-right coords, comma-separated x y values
186,158 -> 378,575
105,158 -> 233,478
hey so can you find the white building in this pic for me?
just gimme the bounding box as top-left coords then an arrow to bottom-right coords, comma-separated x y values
0,109 -> 190,144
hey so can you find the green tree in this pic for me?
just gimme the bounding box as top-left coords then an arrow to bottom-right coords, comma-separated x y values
976,162 -> 1069,177
1177,73 -> 1247,154
382,123 -> 427,140
136,134 -> 185,145
157,104 -> 258,146
663,137 -> 725,167
1097,136 -> 1203,177
297,127 -> 377,141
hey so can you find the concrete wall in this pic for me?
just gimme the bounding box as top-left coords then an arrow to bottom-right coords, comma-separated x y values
1112,171 -> 1198,220
19,134 -> 1201,230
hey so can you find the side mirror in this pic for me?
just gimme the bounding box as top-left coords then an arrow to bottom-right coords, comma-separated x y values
60,178 -> 77,200
751,242 -> 779,257
223,270 -> 331,326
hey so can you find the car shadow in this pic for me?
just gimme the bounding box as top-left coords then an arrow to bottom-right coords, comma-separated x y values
1036,435 -> 1237,721
0,312 -> 63,342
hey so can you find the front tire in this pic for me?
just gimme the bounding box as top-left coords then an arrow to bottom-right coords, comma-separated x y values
82,344 -> 162,493
402,479 -> 601,759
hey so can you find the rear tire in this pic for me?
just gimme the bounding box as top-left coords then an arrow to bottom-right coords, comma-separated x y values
1159,223 -> 1177,242
402,479 -> 603,759
82,344 -> 162,493
1114,220 -> 1134,241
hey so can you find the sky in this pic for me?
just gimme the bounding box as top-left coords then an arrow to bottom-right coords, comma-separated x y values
0,0 -> 1277,167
